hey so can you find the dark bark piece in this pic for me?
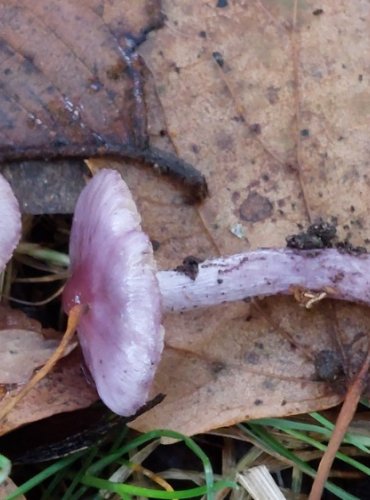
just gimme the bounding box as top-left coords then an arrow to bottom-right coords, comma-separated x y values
0,0 -> 207,203
2,145 -> 208,204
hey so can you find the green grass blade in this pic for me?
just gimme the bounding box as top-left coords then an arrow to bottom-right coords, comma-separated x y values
6,451 -> 85,499
87,429 -> 215,493
310,412 -> 370,453
251,417 -> 334,435
81,474 -> 234,499
282,428 -> 370,476
239,423 -> 359,500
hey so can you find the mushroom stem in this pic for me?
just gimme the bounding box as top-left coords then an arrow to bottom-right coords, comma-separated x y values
157,248 -> 370,312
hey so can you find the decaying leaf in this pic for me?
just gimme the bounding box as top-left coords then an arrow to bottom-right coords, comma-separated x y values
0,0 -> 161,215
0,306 -> 97,436
0,477 -> 26,500
0,0 -> 161,160
0,349 -> 98,436
126,0 -> 370,434
0,0 -> 207,211
0,329 -> 58,384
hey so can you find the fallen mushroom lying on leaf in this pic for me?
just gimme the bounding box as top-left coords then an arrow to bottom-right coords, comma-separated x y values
63,169 -> 370,416
0,174 -> 21,273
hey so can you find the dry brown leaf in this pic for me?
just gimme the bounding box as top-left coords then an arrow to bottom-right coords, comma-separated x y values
0,477 -> 26,500
0,329 -> 58,384
2,0 -> 370,437
123,0 -> 370,434
0,304 -> 42,331
0,306 -> 97,436
0,348 -> 98,436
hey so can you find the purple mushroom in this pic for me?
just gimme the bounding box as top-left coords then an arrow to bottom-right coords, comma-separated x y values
63,170 -> 163,416
63,169 -> 370,416
0,173 -> 21,272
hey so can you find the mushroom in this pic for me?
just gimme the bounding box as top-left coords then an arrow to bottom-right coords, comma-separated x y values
0,173 -> 21,272
63,169 -> 163,417
63,169 -> 370,416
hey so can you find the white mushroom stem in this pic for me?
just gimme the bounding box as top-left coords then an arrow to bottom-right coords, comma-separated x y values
157,248 -> 370,312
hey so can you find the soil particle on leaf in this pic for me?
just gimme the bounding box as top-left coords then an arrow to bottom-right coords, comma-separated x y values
244,351 -> 260,365
249,123 -> 262,135
231,191 -> 240,203
106,60 -> 126,80
232,115 -> 246,123
286,220 -> 337,249
266,86 -> 280,105
335,241 -> 367,255
151,239 -> 161,251
174,256 -> 202,280
212,51 -> 224,68
216,132 -> 234,152
314,350 -> 344,383
211,361 -> 227,375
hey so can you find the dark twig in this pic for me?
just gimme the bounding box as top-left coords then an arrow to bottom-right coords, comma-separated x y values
0,144 -> 208,203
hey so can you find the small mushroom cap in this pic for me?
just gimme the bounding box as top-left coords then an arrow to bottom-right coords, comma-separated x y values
0,174 -> 21,272
63,169 -> 164,416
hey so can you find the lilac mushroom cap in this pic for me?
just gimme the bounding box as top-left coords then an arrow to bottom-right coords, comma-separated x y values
63,169 -> 164,416
0,174 -> 21,272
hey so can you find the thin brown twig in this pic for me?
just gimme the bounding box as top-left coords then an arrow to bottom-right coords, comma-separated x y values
308,346 -> 370,499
